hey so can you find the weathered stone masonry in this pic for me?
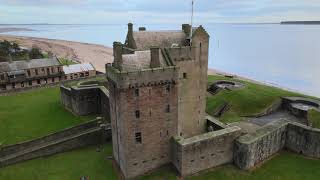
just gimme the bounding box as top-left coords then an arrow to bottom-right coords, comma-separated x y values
60,85 -> 110,120
234,120 -> 320,170
171,126 -> 241,176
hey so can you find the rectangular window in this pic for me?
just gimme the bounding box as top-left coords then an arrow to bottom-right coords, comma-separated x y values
29,81 -> 32,86
47,68 -> 50,74
12,83 -> 15,89
80,73 -> 84,77
51,67 -> 54,73
135,88 -> 139,97
37,79 -> 41,84
21,82 -> 24,87
85,72 -> 89,76
135,110 -> 140,118
135,132 -> 142,143
35,69 -> 38,75
183,73 -> 187,79
44,78 -> 48,84
166,105 -> 171,113
166,85 -> 170,92
0,84 -> 6,90
0,74 -> 4,80
27,70 -> 31,76
52,78 -> 55,83
41,68 -> 44,72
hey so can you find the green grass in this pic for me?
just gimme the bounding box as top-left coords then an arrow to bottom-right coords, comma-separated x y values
0,87 -> 92,146
59,58 -> 78,66
141,151 -> 320,180
206,75 -> 304,123
63,75 -> 107,88
309,109 -> 320,128
0,144 -> 117,180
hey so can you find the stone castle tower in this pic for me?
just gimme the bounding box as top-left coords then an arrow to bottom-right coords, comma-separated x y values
106,23 -> 209,178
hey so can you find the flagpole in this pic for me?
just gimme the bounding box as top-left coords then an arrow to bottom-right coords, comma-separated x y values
190,0 -> 194,45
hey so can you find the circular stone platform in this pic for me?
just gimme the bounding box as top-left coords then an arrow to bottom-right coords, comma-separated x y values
208,80 -> 244,95
290,100 -> 320,112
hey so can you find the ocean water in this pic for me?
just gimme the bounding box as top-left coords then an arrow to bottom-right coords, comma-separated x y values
1,24 -> 320,97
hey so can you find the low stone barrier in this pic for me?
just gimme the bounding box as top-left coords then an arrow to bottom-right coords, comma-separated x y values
171,126 -> 241,176
0,119 -> 111,167
286,123 -> 320,158
234,119 -> 320,170
234,120 -> 288,169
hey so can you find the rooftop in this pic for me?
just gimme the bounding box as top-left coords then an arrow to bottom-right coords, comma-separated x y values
0,58 -> 61,73
62,63 -> 95,75
132,30 -> 187,50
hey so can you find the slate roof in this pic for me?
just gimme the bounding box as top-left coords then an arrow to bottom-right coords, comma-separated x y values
63,63 -> 95,74
132,30 -> 187,50
121,50 -> 167,71
0,58 -> 61,73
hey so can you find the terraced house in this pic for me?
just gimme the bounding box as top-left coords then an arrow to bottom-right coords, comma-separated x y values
0,58 -> 63,91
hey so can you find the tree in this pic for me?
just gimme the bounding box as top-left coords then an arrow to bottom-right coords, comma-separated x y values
29,47 -> 43,59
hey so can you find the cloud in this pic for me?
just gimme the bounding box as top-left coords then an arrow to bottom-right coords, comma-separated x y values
0,0 -> 320,24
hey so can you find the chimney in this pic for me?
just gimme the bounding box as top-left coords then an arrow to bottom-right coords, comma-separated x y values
113,41 -> 123,71
128,23 -> 133,35
139,27 -> 146,31
182,24 -> 191,37
150,46 -> 161,68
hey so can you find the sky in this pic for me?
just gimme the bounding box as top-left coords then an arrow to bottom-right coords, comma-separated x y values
0,0 -> 320,24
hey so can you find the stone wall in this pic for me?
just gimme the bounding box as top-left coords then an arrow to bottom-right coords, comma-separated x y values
0,119 -> 111,167
234,120 -> 320,170
234,120 -> 288,170
286,123 -> 320,158
60,85 -> 110,120
171,126 -> 241,176
108,79 -> 178,179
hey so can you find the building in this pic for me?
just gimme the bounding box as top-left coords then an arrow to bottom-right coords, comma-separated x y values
106,23 -> 210,178
0,58 -> 63,91
63,63 -> 96,80
0,58 -> 97,92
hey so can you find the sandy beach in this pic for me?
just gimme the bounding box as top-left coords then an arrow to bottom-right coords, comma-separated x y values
0,34 -> 113,72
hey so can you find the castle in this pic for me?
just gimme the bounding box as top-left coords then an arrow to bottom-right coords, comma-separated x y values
59,23 -> 320,179
106,23 -> 211,178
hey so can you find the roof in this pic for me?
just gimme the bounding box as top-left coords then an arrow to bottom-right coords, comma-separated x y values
0,58 -> 61,73
121,50 -> 167,71
63,63 -> 95,74
132,30 -> 187,50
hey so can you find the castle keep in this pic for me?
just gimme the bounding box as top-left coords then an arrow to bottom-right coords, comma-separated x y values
107,23 -> 210,178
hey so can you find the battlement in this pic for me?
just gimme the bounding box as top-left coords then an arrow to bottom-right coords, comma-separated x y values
165,46 -> 197,63
106,64 -> 179,89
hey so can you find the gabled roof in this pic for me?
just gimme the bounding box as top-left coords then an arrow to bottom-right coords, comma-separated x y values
63,63 -> 95,74
132,30 -> 187,50
0,58 -> 61,73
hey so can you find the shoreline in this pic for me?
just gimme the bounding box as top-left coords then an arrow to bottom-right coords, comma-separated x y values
0,34 -> 315,97
0,34 -> 113,72
0,28 -> 34,33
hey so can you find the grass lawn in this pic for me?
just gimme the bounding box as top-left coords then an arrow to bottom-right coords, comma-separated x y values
2,145 -> 320,180
59,58 -> 78,66
206,75 -> 308,123
0,87 -> 92,146
140,151 -> 320,180
309,109 -> 320,128
0,144 -> 117,180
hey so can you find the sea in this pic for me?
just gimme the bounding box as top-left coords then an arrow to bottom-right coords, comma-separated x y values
0,23 -> 319,98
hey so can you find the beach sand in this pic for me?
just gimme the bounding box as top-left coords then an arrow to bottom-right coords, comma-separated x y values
0,35 -> 113,72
